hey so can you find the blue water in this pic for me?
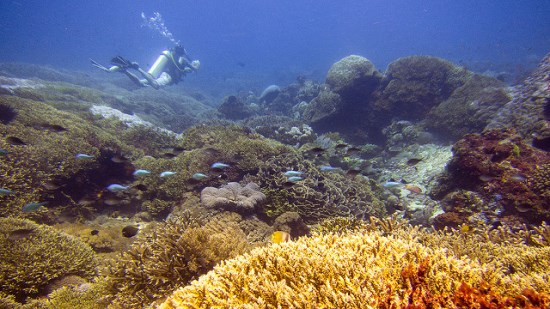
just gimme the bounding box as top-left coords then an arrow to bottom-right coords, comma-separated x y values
0,0 -> 549,91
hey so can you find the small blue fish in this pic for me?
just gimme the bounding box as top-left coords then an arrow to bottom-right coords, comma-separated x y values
320,166 -> 338,172
22,201 -> 48,213
76,153 -> 95,160
287,176 -> 304,182
192,173 -> 208,180
0,149 -> 8,156
383,181 -> 403,188
107,184 -> 129,192
0,188 -> 15,195
284,171 -> 303,177
160,171 -> 176,177
133,169 -> 151,176
211,162 -> 230,169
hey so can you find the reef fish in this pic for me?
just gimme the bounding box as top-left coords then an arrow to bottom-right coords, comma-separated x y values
0,188 -> 14,195
211,162 -> 230,169
76,153 -> 95,160
7,228 -> 36,241
0,149 -> 8,156
133,169 -> 151,176
106,184 -> 129,192
272,231 -> 291,244
383,181 -> 403,188
192,173 -> 208,180
6,136 -> 26,146
287,176 -> 303,183
406,158 -> 423,166
404,184 -> 422,194
284,170 -> 303,177
122,225 -> 139,238
320,166 -> 338,172
22,201 -> 48,212
160,171 -> 176,177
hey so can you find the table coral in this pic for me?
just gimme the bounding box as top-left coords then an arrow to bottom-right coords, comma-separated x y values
159,226 -> 550,309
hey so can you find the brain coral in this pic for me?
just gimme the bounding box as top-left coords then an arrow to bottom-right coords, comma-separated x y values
0,217 -> 97,302
160,228 -> 550,309
200,182 -> 266,212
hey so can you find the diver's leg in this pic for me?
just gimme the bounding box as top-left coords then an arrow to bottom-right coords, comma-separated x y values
136,67 -> 160,89
122,70 -> 148,87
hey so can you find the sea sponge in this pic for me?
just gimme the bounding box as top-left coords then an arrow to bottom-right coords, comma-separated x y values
159,227 -> 550,309
105,214 -> 253,308
0,218 -> 97,302
200,182 -> 266,212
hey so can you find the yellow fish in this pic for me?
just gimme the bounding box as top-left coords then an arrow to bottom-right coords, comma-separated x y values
271,231 -> 291,244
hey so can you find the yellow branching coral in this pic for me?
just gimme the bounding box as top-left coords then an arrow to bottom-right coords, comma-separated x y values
159,229 -> 550,309
0,218 -> 97,302
105,214 -> 254,308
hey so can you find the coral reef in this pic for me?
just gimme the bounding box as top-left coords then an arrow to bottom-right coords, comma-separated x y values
246,152 -> 386,223
433,128 -> 550,227
159,224 -> 550,309
217,95 -> 253,120
200,182 -> 266,213
104,213 -> 253,308
0,95 -> 138,222
325,55 -> 382,98
0,217 -> 97,302
487,52 -> 550,151
427,73 -> 511,140
374,56 -> 471,121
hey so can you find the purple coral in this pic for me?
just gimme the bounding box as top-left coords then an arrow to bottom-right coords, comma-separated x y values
200,182 -> 266,212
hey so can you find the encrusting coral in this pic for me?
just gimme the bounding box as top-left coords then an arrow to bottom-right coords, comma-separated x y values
200,182 -> 266,212
0,217 -> 97,303
159,221 -> 550,309
104,213 -> 254,308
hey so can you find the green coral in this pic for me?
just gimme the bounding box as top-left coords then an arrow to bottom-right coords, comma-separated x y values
247,152 -> 386,223
0,218 -> 97,302
0,95 -> 139,221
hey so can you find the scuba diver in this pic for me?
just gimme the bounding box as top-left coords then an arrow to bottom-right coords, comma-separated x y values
91,44 -> 200,89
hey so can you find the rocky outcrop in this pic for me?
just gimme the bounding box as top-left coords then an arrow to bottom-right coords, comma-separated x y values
486,52 -> 550,151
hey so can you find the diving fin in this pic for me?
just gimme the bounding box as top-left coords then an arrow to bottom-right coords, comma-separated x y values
111,56 -> 133,68
90,59 -> 110,72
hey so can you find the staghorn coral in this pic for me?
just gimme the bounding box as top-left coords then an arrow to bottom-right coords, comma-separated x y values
0,218 -> 97,303
104,213 -> 253,308
159,226 -> 550,309
200,182 -> 266,212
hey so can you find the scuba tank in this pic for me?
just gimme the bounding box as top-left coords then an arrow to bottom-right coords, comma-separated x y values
147,50 -> 171,79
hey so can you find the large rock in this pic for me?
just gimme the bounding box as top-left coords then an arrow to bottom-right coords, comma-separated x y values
426,74 -> 511,140
326,55 -> 381,98
486,52 -> 550,151
373,56 -> 471,121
